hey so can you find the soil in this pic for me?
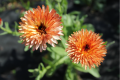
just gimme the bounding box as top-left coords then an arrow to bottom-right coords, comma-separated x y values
0,0 -> 119,80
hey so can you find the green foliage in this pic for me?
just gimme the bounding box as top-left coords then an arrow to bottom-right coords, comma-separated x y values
0,21 -> 21,36
65,65 -> 78,80
0,0 -> 115,80
20,0 -> 30,10
73,63 -> 100,78
28,63 -> 51,80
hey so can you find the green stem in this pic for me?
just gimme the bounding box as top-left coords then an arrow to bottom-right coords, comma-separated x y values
0,27 -> 12,33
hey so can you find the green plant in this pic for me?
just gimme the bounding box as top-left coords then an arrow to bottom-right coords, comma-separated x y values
0,0 -> 115,80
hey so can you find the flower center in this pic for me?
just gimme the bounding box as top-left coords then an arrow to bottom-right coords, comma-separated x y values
38,23 -> 46,34
83,44 -> 90,52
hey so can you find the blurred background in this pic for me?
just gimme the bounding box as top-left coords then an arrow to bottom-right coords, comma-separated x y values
0,0 -> 119,80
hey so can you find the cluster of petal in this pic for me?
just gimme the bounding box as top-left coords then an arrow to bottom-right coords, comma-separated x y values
19,5 -> 63,52
66,29 -> 107,70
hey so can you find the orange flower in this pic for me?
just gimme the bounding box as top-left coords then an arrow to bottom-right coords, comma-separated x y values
66,29 -> 107,70
19,5 -> 63,52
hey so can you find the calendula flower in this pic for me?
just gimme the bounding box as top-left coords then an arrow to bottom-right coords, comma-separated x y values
19,5 -> 63,52
66,29 -> 107,70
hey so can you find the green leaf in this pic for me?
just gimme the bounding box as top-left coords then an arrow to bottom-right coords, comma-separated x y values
65,65 -> 74,80
47,47 -> 52,52
12,22 -> 21,36
14,22 -> 19,29
73,63 -> 88,73
65,64 -> 79,80
81,24 -> 95,31
38,63 -> 47,80
42,57 -> 53,65
18,39 -> 23,43
46,67 -> 56,76
28,69 -> 34,72
47,47 -> 60,60
81,24 -> 87,29
99,33 -> 103,36
0,32 -> 7,35
35,75 -> 41,80
47,56 -> 68,76
24,45 -> 29,51
38,63 -> 41,71
62,14 -> 73,27
26,1 -> 30,10
73,63 -> 100,78
102,41 -> 107,45
80,15 -> 87,25
60,36 -> 67,48
50,46 -> 67,56
87,67 -> 100,78
40,63 -> 45,70
61,0 -> 68,13
54,56 -> 68,66
5,22 -> 12,32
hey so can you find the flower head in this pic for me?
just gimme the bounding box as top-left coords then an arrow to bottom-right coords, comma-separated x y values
66,29 -> 107,70
19,5 -> 63,52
